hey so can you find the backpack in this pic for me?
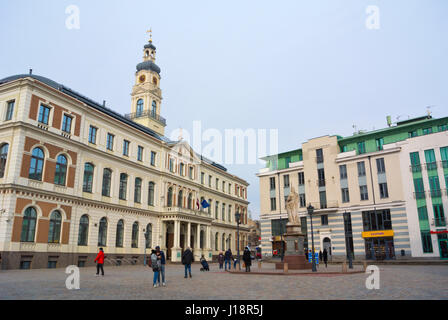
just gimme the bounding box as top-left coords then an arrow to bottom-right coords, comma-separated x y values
150,254 -> 158,271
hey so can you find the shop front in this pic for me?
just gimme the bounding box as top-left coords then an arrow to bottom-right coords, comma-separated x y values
362,230 -> 396,260
431,230 -> 448,259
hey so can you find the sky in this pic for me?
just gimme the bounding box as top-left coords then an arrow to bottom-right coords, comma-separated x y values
1,0 -> 447,219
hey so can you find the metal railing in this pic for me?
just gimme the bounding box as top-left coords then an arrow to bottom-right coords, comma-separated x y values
435,217 -> 446,227
441,160 -> 448,169
410,164 -> 422,173
413,191 -> 426,199
430,189 -> 442,198
426,162 -> 438,171
125,110 -> 167,126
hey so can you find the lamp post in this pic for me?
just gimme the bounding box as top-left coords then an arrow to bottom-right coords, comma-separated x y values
344,211 -> 353,269
307,204 -> 317,272
235,211 -> 241,270
143,228 -> 148,266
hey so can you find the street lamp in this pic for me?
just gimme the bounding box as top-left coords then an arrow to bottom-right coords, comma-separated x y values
235,211 -> 241,270
307,204 -> 317,272
143,228 -> 148,266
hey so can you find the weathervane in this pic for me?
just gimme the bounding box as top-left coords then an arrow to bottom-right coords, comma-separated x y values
147,28 -> 153,43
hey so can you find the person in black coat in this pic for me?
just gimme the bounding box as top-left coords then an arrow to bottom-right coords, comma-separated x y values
182,247 -> 194,278
242,247 -> 252,272
323,248 -> 328,268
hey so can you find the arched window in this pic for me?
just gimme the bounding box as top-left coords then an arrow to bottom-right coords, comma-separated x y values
78,215 -> 89,246
187,193 -> 192,209
177,190 -> 183,208
215,233 -> 219,251
215,201 -> 219,219
20,207 -> 37,242
222,203 -> 225,221
228,205 -> 232,222
0,143 -> 9,178
134,178 -> 142,203
54,155 -> 67,186
119,173 -> 128,200
102,168 -> 112,197
29,147 -> 44,180
145,223 -> 152,249
151,101 -> 157,116
48,210 -> 62,243
98,217 -> 107,246
148,182 -> 155,206
136,99 -> 144,116
131,221 -> 139,248
167,187 -> 173,207
222,234 -> 225,251
116,219 -> 124,248
83,163 -> 94,193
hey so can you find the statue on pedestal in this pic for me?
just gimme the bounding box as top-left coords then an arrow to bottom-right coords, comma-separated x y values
286,187 -> 300,226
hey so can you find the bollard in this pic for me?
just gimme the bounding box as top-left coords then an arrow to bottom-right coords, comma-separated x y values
363,260 -> 367,271
283,262 -> 288,273
258,261 -> 262,270
342,261 -> 347,273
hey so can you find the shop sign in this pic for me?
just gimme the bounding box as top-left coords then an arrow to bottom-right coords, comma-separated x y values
362,230 -> 394,238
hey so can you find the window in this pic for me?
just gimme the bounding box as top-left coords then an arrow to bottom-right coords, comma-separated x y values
413,178 -> 425,199
297,193 -> 305,207
421,231 -> 433,253
424,149 -> 437,170
358,141 -> 366,154
48,211 -> 62,243
54,154 -> 67,186
169,158 -> 174,172
228,183 -> 231,194
319,191 -> 327,209
0,143 -> 9,178
433,204 -> 446,227
29,147 -> 45,181
376,138 -> 384,151
148,182 -> 155,206
98,217 -> 108,246
145,224 -> 152,249
188,193 -> 193,209
167,187 -> 173,207
216,178 -> 219,190
134,178 -> 142,203
5,100 -> 14,120
283,175 -> 290,188
222,180 -> 225,191
318,169 -> 325,187
339,165 -> 347,179
61,114 -> 72,133
190,167 -> 194,179
208,175 -> 212,187
270,197 -> 276,211
379,183 -> 389,198
222,203 -> 225,220
408,130 -> 418,138
228,205 -> 232,222
20,207 -> 37,242
116,220 -> 124,247
83,163 -> 94,193
150,151 -> 156,166
137,146 -> 143,161
316,148 -> 324,163
38,104 -> 50,125
132,222 -> 139,248
438,124 -> 448,132
423,127 -> 433,135
178,190 -> 183,208
341,188 -> 350,203
123,140 -> 130,156
119,173 -> 128,200
362,209 -> 392,231
151,101 -> 157,116
179,163 -> 185,176
294,173 -> 304,189
357,161 -> 366,177
136,99 -> 144,116
215,201 -> 219,219
78,215 -> 89,246
47,261 -> 57,269
208,199 -> 212,214
20,261 -> 31,269
410,152 -> 421,172
271,219 -> 288,236
102,168 -> 112,197
106,133 -> 114,151
270,177 -> 276,190
201,172 -> 205,184
88,126 -> 97,144
376,158 -> 386,174
360,185 -> 369,200
321,215 -> 328,226
440,147 -> 448,168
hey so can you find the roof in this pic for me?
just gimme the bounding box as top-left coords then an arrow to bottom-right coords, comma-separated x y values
0,74 -> 231,173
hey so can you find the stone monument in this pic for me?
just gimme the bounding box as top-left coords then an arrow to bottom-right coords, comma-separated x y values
275,187 -> 311,270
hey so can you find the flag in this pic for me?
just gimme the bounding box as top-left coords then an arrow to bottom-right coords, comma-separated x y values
201,199 -> 210,209
196,199 -> 200,210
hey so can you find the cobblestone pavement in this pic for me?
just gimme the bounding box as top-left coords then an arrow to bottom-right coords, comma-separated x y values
0,263 -> 447,300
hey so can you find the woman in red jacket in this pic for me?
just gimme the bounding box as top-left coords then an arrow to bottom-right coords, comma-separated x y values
94,248 -> 105,276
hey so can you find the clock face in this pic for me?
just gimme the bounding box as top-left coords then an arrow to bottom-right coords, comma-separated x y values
139,75 -> 146,83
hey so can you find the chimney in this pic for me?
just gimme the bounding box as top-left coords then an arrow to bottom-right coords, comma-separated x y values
103,100 -> 106,107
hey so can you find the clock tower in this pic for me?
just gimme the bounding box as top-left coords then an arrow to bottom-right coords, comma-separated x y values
129,30 -> 166,136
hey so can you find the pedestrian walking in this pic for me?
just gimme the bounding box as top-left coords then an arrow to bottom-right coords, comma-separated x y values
150,249 -> 161,287
323,248 -> 328,268
94,248 -> 105,276
218,252 -> 224,270
224,249 -> 233,270
156,246 -> 166,286
182,247 -> 194,278
243,247 -> 252,272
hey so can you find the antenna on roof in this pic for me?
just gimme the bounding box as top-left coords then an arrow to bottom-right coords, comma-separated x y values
352,124 -> 357,135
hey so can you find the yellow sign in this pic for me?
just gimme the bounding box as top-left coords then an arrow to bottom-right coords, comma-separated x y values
362,230 -> 394,238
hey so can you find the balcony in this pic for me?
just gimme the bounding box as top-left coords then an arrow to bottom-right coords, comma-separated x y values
413,191 -> 426,199
410,164 -> 422,173
163,206 -> 212,218
430,189 -> 442,198
426,162 -> 438,171
125,110 -> 167,126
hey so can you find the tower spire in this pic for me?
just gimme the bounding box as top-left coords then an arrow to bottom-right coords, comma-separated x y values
147,28 -> 153,43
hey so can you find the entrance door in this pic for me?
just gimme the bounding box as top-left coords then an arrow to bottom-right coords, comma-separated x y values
323,237 -> 331,258
438,234 -> 448,259
166,232 -> 174,260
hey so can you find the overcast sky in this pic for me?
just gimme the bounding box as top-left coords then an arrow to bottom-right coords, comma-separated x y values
1,0 -> 447,219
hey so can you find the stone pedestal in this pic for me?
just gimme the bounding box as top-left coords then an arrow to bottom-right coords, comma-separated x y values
275,223 -> 312,270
